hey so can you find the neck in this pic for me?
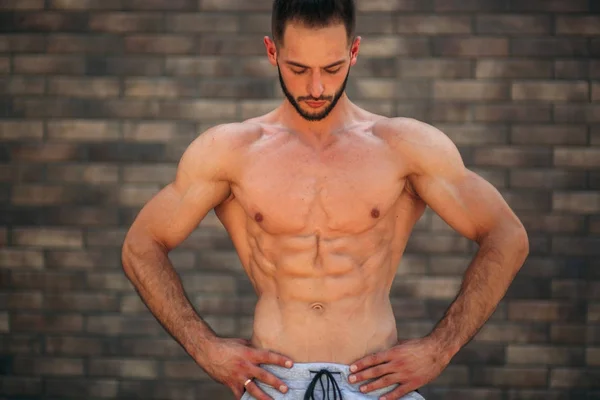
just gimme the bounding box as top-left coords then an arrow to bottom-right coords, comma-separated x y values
278,94 -> 357,141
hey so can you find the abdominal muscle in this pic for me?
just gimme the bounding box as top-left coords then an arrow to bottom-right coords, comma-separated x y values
246,233 -> 403,364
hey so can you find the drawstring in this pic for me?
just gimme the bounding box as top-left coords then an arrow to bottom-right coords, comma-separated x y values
304,369 -> 344,400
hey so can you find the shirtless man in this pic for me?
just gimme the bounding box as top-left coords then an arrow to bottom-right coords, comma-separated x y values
121,0 -> 529,399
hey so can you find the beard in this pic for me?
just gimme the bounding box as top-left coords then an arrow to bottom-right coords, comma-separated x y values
277,63 -> 350,122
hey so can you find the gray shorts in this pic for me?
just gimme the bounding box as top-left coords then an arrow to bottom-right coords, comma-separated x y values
241,362 -> 425,400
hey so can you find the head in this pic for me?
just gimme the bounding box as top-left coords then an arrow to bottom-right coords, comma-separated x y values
265,0 -> 360,121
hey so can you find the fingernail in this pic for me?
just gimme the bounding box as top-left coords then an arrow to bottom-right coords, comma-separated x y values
349,375 -> 356,383
350,365 -> 357,372
360,386 -> 367,393
285,360 -> 292,368
380,397 -> 387,400
279,385 -> 287,393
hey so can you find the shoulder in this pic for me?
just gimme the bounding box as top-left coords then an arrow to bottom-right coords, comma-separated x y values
372,117 -> 463,175
178,122 -> 263,180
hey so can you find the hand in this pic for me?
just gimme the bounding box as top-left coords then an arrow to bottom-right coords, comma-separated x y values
199,337 -> 294,400
347,337 -> 450,400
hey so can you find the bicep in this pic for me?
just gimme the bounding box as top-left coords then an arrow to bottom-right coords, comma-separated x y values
410,169 -> 511,242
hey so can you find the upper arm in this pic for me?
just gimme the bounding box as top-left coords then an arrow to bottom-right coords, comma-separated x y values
125,124 -> 244,251
392,119 -> 524,243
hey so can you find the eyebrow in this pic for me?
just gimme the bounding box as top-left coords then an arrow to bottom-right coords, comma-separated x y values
285,59 -> 346,69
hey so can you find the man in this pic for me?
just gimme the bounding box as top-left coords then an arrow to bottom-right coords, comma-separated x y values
121,0 -> 529,399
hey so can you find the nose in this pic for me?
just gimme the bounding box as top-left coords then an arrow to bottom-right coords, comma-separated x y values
308,70 -> 324,99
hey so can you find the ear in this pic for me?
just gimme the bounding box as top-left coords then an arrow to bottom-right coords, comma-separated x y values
264,36 -> 278,67
349,36 -> 361,67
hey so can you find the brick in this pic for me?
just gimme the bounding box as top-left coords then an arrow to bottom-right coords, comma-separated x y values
504,275 -> 551,299
127,0 -> 197,10
474,104 -> 551,122
47,120 -> 120,142
472,367 -> 547,387
113,338 -> 184,357
0,312 -> 8,332
0,56 -> 8,73
429,366 -> 470,386
474,147 -> 551,167
555,105 -> 600,123
10,314 -> 83,333
554,148 -> 600,168
46,165 -> 118,184
550,324 -> 587,345
44,293 -> 118,312
511,38 -> 588,57
89,12 -> 163,32
358,36 -> 429,57
550,369 -> 600,389
507,345 -> 584,366
47,34 -> 123,54
123,165 -> 176,184
10,185 -> 65,206
556,16 -> 600,35
476,60 -> 552,79
200,0 -> 271,10
553,192 -> 600,214
0,334 -> 42,354
125,35 -> 196,54
13,228 -> 82,248
87,315 -> 162,336
353,13 -> 394,34
12,357 -> 84,376
508,301 -> 586,322
434,0 -> 508,11
167,13 -> 238,32
45,337 -> 104,356
356,0 -> 431,11
13,98 -> 98,118
125,77 -> 198,98
0,0 -> 44,8
588,348 -> 600,366
163,360 -> 210,380
511,125 -> 587,145
0,34 -> 46,52
405,232 -> 470,253
512,81 -> 589,102
475,323 -> 548,343
510,0 -> 588,12
353,79 -> 428,100
589,326 -> 600,344
13,55 -> 85,74
354,101 -> 395,118
49,0 -> 122,9
165,56 -> 235,77
592,61 -> 600,79
592,217 -> 600,234
437,124 -> 507,145
0,377 -> 42,396
89,358 -> 159,379
510,170 -> 586,190
434,81 -> 508,101
0,249 -> 44,269
428,388 -> 503,400
10,271 -> 85,291
593,82 -> 600,102
434,37 -> 508,56
396,15 -> 471,34
429,103 -> 469,122
45,249 -> 120,270
45,379 -> 119,398
118,185 -> 159,206
591,304 -> 600,322
88,142 -> 165,162
552,237 -> 600,256
0,77 -> 45,95
0,121 -> 43,140
392,277 -> 461,299
123,122 -> 195,143
0,11 -> 87,32
87,56 -> 164,76
48,77 -> 120,98
452,342 -> 506,365
399,59 -> 471,79
85,228 -> 127,247
477,15 -> 550,34
239,13 -> 276,33
555,60 -> 590,79
157,100 -> 237,120
87,272 -> 132,291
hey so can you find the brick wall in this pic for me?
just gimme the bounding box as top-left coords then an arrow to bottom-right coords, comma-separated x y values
1,0 -> 599,399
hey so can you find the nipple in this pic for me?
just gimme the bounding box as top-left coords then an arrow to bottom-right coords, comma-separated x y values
371,208 -> 380,218
255,213 -> 264,223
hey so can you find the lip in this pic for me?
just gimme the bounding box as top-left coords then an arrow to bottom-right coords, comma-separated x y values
305,101 -> 326,108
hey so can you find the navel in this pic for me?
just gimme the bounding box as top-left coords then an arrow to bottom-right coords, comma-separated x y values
371,208 -> 380,219
254,212 -> 264,223
310,302 -> 325,313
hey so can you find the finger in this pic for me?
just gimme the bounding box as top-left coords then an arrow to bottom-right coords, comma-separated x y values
253,349 -> 294,369
249,365 -> 289,394
376,383 -> 416,400
350,350 -> 390,373
244,380 -> 273,400
356,373 -> 400,395
349,362 -> 392,384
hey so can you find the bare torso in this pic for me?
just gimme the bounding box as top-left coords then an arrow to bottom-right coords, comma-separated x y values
214,111 -> 426,364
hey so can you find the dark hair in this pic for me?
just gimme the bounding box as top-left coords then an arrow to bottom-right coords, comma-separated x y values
272,0 -> 356,47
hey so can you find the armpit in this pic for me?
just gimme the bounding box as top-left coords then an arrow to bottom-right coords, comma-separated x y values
404,178 -> 421,199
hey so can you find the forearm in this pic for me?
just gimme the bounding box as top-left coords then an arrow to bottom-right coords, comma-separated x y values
121,235 -> 218,364
428,225 -> 529,361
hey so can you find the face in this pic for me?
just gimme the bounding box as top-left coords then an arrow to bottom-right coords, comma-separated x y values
265,22 -> 360,122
